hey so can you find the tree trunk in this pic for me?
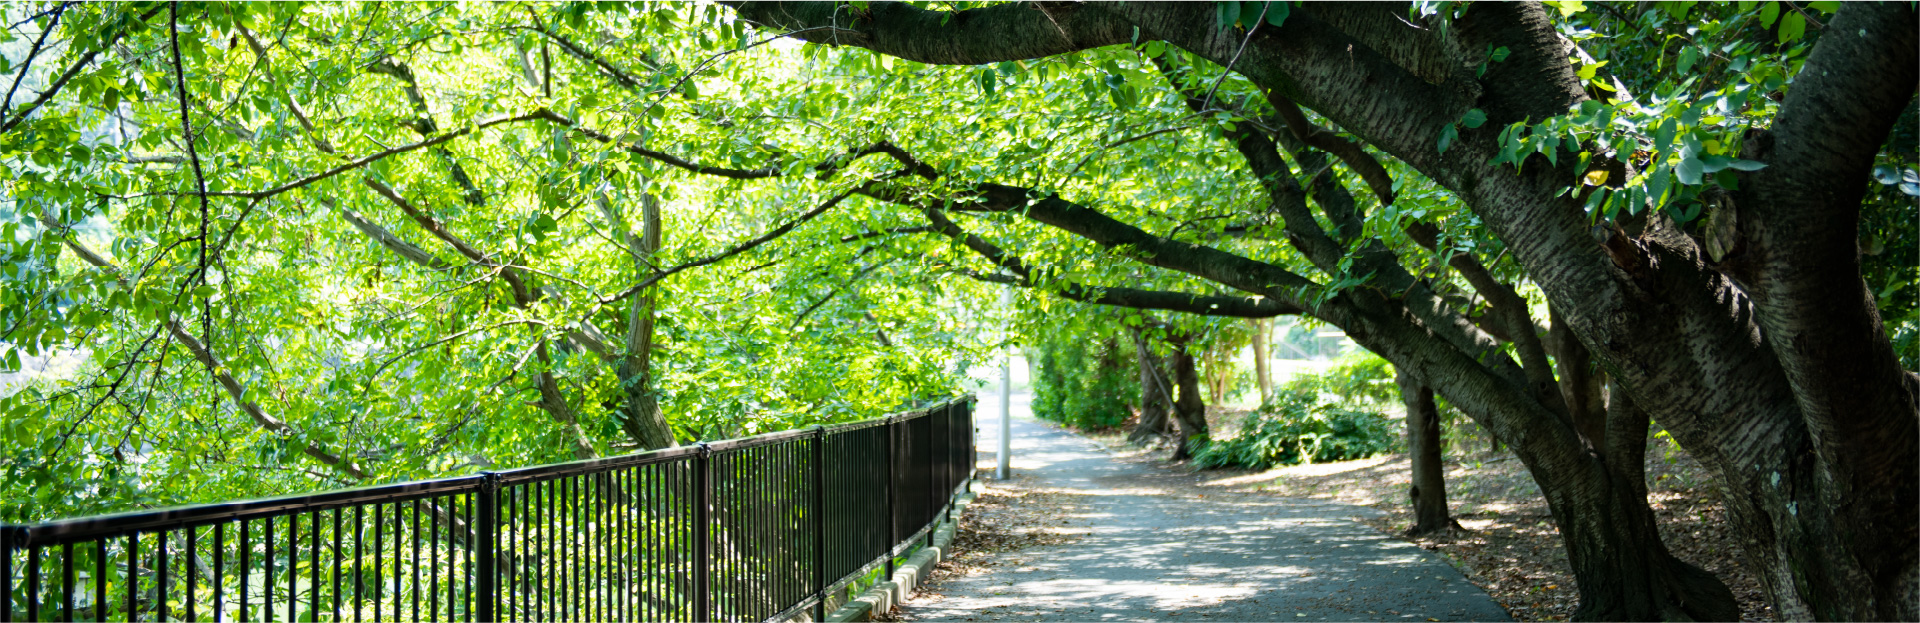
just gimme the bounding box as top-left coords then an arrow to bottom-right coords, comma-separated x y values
1396,370 -> 1458,537
1169,341 -> 1209,461
1340,298 -> 1739,621
1549,304 -> 1607,452
1251,318 -> 1272,404
1129,331 -> 1175,444
1545,380 -> 1736,621
609,191 -> 678,449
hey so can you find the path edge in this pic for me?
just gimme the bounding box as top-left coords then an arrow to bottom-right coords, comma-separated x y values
799,485 -> 977,622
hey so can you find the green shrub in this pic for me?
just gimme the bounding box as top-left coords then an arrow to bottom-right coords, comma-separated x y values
1029,335 -> 1136,430
1191,389 -> 1397,469
1281,351 -> 1398,404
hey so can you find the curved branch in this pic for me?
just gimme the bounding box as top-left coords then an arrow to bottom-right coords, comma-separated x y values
922,208 -> 1298,318
598,181 -> 875,304
201,110 -> 549,200
725,1 -> 1135,66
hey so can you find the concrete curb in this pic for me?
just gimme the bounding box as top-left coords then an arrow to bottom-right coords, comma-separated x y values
820,488 -> 976,622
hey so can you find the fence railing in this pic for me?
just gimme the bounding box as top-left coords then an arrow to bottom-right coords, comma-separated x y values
2,395 -> 977,622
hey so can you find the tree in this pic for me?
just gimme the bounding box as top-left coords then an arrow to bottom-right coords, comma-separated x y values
0,2 -> 984,519
1394,369 -> 1457,537
722,2 -> 1916,619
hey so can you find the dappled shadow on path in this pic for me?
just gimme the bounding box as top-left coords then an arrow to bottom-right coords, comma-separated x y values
902,397 -> 1510,622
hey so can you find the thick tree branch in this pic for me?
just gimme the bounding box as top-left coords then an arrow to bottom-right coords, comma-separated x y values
923,209 -> 1298,318
1724,5 -> 1920,613
726,1 -> 1134,66
1267,92 -> 1397,207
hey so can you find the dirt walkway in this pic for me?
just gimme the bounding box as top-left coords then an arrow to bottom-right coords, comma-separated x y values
899,393 -> 1510,622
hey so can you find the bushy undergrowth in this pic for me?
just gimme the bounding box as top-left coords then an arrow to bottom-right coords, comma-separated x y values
1030,335 -> 1137,430
1281,351 -> 1398,404
1191,388 -> 1397,469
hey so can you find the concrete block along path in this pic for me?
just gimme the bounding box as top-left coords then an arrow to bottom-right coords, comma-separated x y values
901,391 -> 1511,622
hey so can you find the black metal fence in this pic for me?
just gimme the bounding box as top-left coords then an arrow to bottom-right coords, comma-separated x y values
1,396 -> 976,622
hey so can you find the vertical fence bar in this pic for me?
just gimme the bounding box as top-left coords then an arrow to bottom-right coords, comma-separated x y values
185,529 -> 196,623
885,416 -> 898,580
311,512 -> 321,623
812,427 -> 828,620
1,527 -> 13,623
693,443 -> 712,623
354,507 -> 364,623
238,521 -> 248,623
157,530 -> 169,623
25,546 -> 38,623
333,508 -> 343,621
60,542 -> 74,622
96,538 -> 108,623
264,517 -> 275,623
288,515 -> 298,623
475,473 -> 498,623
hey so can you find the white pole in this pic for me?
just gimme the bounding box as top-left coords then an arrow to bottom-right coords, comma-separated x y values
997,287 -> 1012,480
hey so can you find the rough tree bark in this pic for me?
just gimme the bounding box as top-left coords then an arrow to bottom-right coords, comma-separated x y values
1395,370 -> 1458,536
1129,329 -> 1176,444
604,191 -> 679,450
1168,340 -> 1209,461
1251,319 -> 1272,404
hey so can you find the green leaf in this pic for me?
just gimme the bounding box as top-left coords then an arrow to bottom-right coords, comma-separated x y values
1461,109 -> 1487,129
1676,156 -> 1704,185
1217,1 -> 1241,30
1677,46 -> 1699,75
1723,159 -> 1767,172
1490,46 -> 1511,63
1777,11 -> 1806,43
1698,154 -> 1736,173
1654,118 -> 1678,154
1541,0 -> 1587,17
1576,60 -> 1608,81
1646,163 -> 1672,206
1436,123 -> 1458,154
1264,1 -> 1290,28
1759,1 -> 1781,27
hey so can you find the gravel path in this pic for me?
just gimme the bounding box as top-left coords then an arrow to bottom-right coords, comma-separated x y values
899,392 -> 1511,622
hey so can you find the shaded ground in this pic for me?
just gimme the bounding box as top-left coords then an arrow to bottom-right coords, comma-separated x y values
1083,406 -> 1775,622
899,393 -> 1510,622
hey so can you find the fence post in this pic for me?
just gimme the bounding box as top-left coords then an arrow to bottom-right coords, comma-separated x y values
693,442 -> 713,622
476,472 -> 499,622
2,526 -> 16,623
811,425 -> 827,621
